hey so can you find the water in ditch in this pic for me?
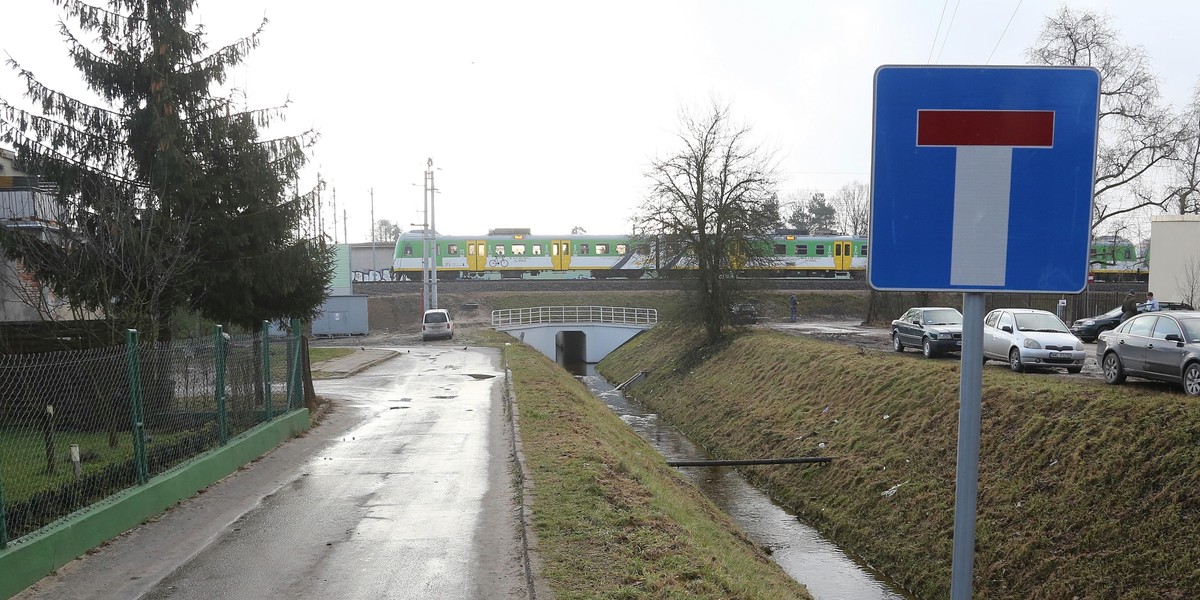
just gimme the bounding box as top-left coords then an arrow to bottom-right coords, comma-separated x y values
574,367 -> 915,600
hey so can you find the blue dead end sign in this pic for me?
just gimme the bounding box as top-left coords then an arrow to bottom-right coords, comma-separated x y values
869,66 -> 1100,293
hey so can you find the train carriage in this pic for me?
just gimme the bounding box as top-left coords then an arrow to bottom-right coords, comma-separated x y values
393,230 -> 654,279
392,227 -> 1145,281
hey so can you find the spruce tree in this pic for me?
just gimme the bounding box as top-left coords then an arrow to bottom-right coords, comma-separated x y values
0,0 -> 333,339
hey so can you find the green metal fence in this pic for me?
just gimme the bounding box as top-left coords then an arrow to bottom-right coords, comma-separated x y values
0,320 -> 304,548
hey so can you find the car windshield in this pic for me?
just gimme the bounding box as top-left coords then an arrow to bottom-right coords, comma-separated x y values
924,309 -> 963,325
1015,312 -> 1068,333
1181,318 -> 1200,343
425,312 -> 448,323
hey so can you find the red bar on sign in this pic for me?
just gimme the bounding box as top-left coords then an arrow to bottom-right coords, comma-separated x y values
917,110 -> 1054,147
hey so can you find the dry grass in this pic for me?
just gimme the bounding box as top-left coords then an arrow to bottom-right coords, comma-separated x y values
600,324 -> 1200,599
506,341 -> 813,599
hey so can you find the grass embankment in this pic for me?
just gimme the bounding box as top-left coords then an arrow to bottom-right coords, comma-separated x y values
505,340 -> 813,599
599,324 -> 1200,599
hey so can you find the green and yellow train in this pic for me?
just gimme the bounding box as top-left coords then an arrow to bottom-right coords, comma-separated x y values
392,229 -> 868,280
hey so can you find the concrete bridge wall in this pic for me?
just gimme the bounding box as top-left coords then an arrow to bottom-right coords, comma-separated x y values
501,323 -> 646,363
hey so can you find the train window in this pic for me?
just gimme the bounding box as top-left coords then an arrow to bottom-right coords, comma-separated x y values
862,245 -> 868,256
404,244 -> 413,256
512,244 -> 527,255
835,244 -> 842,256
580,244 -> 590,255
447,244 -> 459,256
617,244 -> 627,254
815,245 -> 826,256
1090,247 -> 1098,257
796,245 -> 808,256
532,245 -> 543,255
773,244 -> 786,255
1124,248 -> 1132,259
468,244 -> 476,256
596,243 -> 608,254
495,245 -> 506,256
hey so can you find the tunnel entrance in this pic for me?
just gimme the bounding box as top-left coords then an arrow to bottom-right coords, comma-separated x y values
556,330 -> 587,374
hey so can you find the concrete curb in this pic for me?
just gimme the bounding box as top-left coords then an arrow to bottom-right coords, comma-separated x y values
311,350 -> 400,379
0,410 -> 311,600
504,362 -> 551,600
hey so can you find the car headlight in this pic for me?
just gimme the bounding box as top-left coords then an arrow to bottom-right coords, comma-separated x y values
928,332 -> 940,339
1023,338 -> 1042,349
1082,319 -> 1095,326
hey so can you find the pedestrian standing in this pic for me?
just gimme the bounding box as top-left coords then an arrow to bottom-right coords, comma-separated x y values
1120,290 -> 1138,322
789,294 -> 799,323
1145,291 -> 1160,312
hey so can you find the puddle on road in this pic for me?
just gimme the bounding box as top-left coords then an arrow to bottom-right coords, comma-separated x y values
465,373 -> 497,380
578,368 -> 914,600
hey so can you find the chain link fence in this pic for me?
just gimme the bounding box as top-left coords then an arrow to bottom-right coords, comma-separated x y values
0,322 -> 304,548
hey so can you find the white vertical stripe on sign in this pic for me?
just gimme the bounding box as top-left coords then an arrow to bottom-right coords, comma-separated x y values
950,146 -> 1012,286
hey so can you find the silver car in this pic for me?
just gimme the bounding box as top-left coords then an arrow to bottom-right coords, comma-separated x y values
982,308 -> 1085,373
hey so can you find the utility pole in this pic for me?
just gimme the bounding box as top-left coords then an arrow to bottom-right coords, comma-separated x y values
370,188 -> 376,275
343,209 -> 347,245
332,187 -> 338,244
423,159 -> 439,310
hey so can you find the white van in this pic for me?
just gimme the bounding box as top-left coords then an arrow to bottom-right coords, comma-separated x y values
421,309 -> 453,341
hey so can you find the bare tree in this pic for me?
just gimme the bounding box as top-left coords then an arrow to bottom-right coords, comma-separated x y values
635,101 -> 778,343
1177,256 -> 1200,309
1026,7 -> 1186,231
1169,82 -> 1200,214
831,181 -> 870,236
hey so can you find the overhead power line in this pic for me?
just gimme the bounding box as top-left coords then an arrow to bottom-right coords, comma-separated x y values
934,0 -> 963,64
987,0 -> 1025,65
928,0 -> 950,63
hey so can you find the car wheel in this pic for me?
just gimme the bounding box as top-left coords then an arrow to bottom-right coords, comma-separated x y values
1184,363 -> 1200,397
1102,352 -> 1126,384
1066,366 -> 1082,374
892,332 -> 904,352
922,338 -> 935,358
1008,348 -> 1024,373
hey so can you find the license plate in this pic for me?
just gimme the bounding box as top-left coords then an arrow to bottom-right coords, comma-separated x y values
1049,352 -> 1071,359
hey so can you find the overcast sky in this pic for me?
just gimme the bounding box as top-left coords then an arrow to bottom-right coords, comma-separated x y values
3,1 -> 1198,242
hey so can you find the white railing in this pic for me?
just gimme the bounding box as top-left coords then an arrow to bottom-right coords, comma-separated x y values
491,306 -> 658,328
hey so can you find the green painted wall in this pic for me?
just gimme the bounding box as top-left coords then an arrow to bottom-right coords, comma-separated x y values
0,409 -> 310,600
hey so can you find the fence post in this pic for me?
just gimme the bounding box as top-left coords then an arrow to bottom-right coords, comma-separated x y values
215,325 -> 229,445
289,318 -> 302,409
262,321 -> 273,421
126,329 -> 148,485
1,462 -> 8,549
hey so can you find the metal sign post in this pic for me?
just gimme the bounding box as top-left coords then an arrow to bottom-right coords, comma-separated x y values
870,65 -> 1100,600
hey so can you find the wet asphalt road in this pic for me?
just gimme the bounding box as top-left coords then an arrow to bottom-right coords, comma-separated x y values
15,346 -> 526,600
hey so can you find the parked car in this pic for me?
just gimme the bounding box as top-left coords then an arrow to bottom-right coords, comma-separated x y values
891,307 -> 964,358
421,308 -> 454,341
1096,310 -> 1200,396
730,303 -> 759,325
1071,301 -> 1195,342
983,308 -> 1086,373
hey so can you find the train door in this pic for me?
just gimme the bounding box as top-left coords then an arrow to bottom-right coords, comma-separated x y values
551,240 -> 571,271
466,240 -> 487,272
833,240 -> 853,271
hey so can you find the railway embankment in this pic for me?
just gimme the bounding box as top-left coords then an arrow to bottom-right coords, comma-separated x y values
599,324 -> 1200,599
